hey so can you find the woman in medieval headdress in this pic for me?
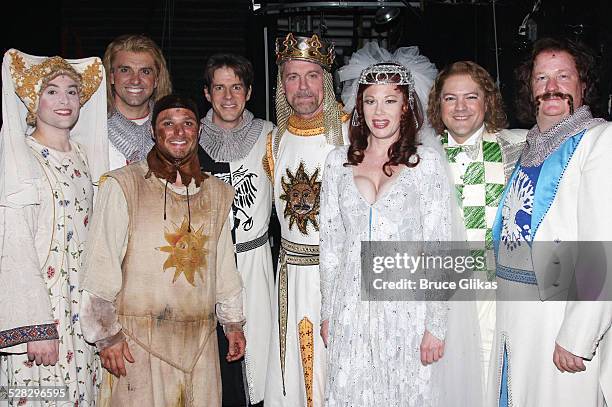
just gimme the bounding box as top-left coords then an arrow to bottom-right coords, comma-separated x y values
0,49 -> 108,404
319,43 -> 483,406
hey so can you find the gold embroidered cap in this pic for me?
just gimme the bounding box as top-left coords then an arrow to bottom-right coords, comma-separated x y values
8,49 -> 103,125
275,33 -> 335,71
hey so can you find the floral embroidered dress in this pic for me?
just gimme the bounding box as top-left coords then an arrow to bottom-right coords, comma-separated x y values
319,146 -> 451,406
0,137 -> 100,406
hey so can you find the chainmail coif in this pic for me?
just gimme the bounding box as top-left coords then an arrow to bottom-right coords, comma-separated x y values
521,105 -> 605,167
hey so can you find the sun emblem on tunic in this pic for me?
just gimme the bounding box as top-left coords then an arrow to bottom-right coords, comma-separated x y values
157,216 -> 207,286
279,162 -> 321,235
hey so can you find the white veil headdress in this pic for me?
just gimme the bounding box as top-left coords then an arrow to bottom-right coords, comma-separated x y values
339,42 -> 467,242
0,49 -> 109,208
0,50 -> 109,350
339,42 -> 484,407
339,42 -> 437,117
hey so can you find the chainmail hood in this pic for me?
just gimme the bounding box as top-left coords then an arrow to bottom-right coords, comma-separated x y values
274,69 -> 344,157
521,105 -> 605,167
107,102 -> 155,163
198,109 -> 264,162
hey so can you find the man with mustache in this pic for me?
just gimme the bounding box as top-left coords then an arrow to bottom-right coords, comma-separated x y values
491,38 -> 612,406
427,60 -> 525,393
263,33 -> 349,407
198,53 -> 274,406
104,34 -> 173,169
80,95 -> 246,406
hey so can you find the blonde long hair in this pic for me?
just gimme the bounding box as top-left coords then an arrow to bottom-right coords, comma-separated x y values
102,34 -> 172,114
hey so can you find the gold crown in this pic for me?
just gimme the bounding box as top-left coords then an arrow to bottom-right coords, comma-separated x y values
275,33 -> 335,71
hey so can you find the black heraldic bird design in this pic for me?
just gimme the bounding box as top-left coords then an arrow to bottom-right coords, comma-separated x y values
218,165 -> 258,232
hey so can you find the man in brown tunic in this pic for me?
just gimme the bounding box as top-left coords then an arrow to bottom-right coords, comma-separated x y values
80,94 -> 246,407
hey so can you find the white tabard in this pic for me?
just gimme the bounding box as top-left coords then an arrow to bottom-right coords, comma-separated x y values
264,120 -> 348,407
201,120 -> 275,404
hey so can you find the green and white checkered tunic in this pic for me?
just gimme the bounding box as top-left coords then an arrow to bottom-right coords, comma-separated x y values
441,129 -> 506,279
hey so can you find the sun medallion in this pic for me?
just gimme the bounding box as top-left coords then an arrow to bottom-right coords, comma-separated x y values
157,215 -> 207,286
279,162 -> 321,235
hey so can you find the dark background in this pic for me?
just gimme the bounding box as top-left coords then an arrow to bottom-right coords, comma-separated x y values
3,0 -> 612,127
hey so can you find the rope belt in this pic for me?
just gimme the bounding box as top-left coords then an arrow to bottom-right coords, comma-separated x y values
235,230 -> 269,253
121,317 -> 216,407
277,238 -> 319,396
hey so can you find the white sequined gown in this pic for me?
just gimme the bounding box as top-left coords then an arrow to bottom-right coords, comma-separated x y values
319,146 -> 451,407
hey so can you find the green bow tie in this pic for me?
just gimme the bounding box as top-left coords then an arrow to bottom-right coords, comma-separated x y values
445,143 -> 480,161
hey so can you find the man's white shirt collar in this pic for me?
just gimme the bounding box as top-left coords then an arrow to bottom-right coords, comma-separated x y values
447,124 -> 485,147
132,115 -> 150,125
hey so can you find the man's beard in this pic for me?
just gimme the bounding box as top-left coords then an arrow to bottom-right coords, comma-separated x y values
289,90 -> 322,116
535,91 -> 575,115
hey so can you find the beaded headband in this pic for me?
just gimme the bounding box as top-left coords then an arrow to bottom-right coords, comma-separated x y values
359,63 -> 414,87
352,63 -> 417,128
